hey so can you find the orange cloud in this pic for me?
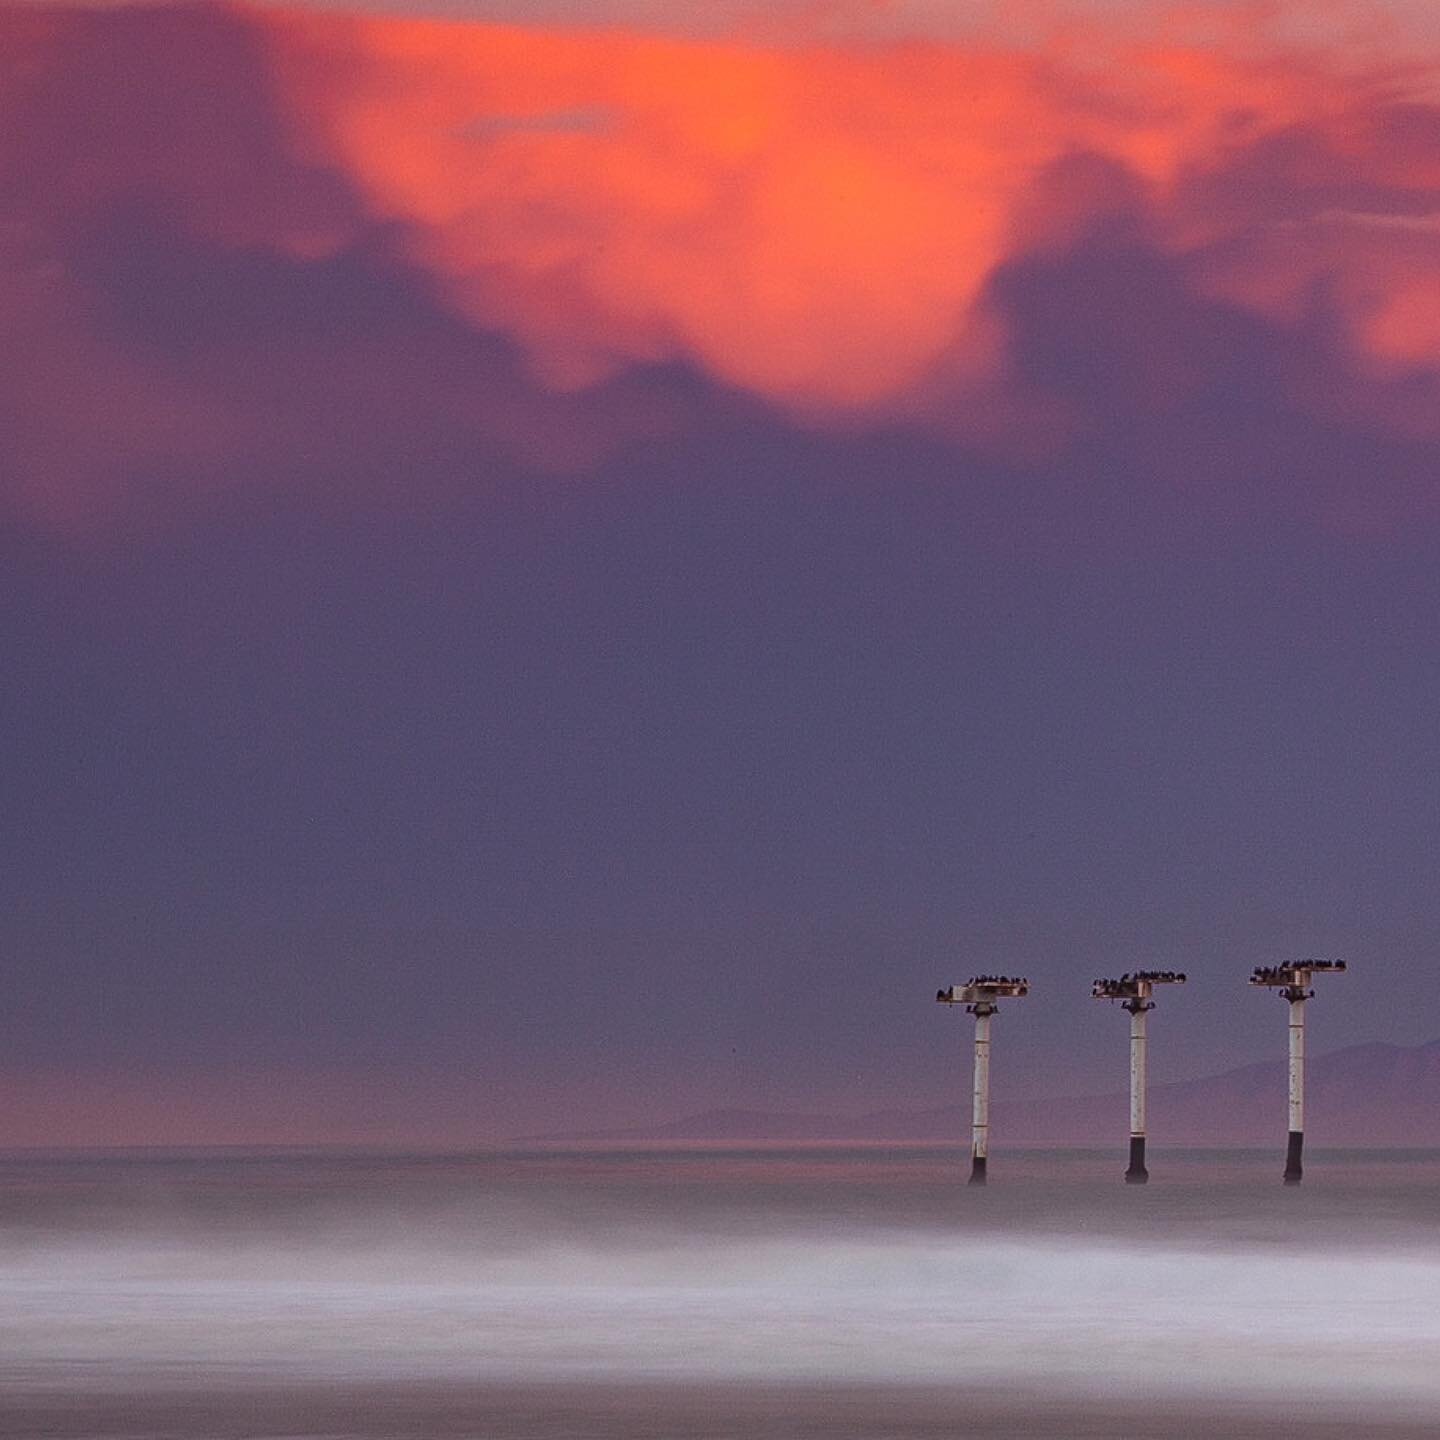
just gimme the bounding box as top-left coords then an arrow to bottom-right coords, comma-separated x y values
263,4 -> 1440,424
2,2 -> 1438,529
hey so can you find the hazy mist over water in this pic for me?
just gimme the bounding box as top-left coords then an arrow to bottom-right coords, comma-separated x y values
2,1146 -> 1438,1438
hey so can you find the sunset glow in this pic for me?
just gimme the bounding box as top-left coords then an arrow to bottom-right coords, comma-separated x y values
2,2 -> 1438,524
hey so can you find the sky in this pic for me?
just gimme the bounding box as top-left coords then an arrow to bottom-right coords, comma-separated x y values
1,0 -> 1439,1145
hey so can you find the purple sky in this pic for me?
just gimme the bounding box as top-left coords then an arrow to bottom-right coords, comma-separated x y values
2,0 -> 1438,1143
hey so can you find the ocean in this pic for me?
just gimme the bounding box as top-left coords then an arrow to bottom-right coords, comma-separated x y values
1,1145 -> 1437,1438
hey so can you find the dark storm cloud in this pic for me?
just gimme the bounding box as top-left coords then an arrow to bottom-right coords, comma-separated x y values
0,4 -> 707,528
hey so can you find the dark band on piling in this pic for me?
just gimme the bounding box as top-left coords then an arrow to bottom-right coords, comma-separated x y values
968,1155 -> 987,1186
1125,1135 -> 1148,1184
1284,1130 -> 1303,1185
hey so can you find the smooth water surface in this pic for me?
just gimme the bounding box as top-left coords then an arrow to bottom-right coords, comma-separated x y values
2,1146 -> 1437,1437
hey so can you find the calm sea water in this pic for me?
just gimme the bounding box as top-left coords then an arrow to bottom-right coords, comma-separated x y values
2,1145 -> 1438,1438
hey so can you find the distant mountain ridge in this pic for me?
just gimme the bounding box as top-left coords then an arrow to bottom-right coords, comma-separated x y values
529,1040 -> 1440,1146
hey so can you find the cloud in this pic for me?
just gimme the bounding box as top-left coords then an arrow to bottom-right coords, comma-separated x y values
267,5 -> 1440,403
2,1 -> 1438,529
0,4 -> 708,528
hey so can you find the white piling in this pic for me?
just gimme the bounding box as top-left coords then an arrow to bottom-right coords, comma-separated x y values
935,976 -> 1029,1186
1249,960 -> 1345,1185
1092,971 -> 1185,1184
1286,990 -> 1306,1183
1129,1002 -> 1148,1180
971,1007 -> 993,1185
